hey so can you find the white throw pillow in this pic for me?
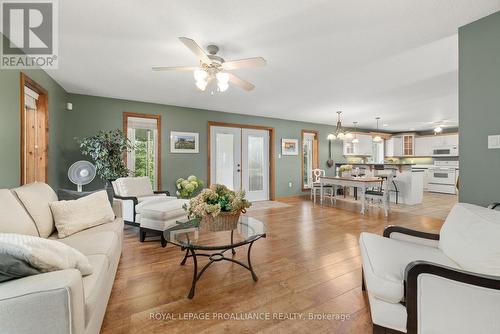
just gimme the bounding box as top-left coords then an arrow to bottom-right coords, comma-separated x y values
439,203 -> 500,276
0,233 -> 92,275
0,189 -> 39,236
14,182 -> 58,238
50,191 -> 115,238
114,176 -> 154,197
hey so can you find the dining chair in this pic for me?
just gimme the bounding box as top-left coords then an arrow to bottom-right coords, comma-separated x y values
365,173 -> 393,216
311,169 -> 334,203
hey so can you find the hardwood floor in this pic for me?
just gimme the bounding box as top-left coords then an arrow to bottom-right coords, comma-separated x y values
101,195 -> 449,334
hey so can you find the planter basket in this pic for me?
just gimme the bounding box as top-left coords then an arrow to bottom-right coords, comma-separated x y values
199,211 -> 243,232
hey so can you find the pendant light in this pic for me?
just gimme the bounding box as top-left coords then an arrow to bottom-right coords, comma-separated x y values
373,117 -> 383,143
352,122 -> 359,143
327,111 -> 350,141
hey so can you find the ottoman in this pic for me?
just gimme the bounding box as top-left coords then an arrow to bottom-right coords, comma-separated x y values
137,197 -> 189,246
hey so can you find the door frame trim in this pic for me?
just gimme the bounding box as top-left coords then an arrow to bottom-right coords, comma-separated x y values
207,121 -> 275,200
123,112 -> 162,191
20,72 -> 49,185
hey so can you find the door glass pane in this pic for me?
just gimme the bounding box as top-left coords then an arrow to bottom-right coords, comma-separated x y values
303,137 -> 313,188
216,133 -> 234,189
248,136 -> 264,192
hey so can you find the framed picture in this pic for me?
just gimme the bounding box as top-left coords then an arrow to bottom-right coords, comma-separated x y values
170,131 -> 199,153
281,138 -> 299,156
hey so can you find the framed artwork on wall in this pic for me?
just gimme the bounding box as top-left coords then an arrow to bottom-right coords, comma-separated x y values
281,138 -> 299,156
170,131 -> 199,153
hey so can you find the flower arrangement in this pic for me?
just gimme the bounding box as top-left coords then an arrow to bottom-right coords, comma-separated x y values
176,175 -> 203,198
339,164 -> 353,176
184,184 -> 251,219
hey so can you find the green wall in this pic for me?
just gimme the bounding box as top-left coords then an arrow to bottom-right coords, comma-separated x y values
0,68 -> 68,189
62,94 -> 346,197
459,10 -> 500,206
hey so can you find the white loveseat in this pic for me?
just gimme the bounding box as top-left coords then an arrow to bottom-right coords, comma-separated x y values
360,203 -> 500,334
0,183 -> 123,334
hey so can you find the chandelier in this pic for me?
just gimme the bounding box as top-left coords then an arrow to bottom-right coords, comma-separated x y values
328,111 -> 351,140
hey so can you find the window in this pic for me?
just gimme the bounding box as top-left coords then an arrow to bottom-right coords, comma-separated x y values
302,130 -> 319,190
123,113 -> 161,190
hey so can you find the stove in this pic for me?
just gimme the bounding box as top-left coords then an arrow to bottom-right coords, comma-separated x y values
427,161 -> 459,194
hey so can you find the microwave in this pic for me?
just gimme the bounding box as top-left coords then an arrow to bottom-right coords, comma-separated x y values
432,146 -> 459,157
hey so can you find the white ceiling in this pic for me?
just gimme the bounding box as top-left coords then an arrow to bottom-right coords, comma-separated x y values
47,0 -> 500,131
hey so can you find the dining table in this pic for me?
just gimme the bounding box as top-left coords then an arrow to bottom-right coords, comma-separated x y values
319,176 -> 383,214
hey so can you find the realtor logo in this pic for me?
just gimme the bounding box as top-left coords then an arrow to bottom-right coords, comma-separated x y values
1,0 -> 58,69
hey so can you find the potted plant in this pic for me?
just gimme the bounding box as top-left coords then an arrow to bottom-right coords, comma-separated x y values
339,164 -> 353,177
77,129 -> 133,193
184,184 -> 252,232
176,175 -> 203,199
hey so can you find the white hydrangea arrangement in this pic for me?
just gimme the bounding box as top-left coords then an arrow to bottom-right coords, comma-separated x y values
176,175 -> 203,198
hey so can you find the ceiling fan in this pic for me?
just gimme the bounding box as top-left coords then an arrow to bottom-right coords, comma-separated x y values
152,37 -> 266,93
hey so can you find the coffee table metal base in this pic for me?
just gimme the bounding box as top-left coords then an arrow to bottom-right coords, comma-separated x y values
180,240 -> 258,299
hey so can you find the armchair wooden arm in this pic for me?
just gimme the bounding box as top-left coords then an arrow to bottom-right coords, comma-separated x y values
404,260 -> 500,334
154,190 -> 171,196
383,225 -> 440,241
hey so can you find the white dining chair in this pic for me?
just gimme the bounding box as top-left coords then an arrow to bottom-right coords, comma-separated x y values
364,173 -> 393,216
311,169 -> 334,203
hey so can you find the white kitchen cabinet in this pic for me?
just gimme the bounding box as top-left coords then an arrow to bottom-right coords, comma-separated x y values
402,134 -> 415,156
415,136 -> 433,156
385,138 -> 394,157
342,134 -> 373,156
392,136 -> 403,157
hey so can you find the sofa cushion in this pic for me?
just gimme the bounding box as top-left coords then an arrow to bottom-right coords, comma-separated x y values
439,203 -> 500,276
50,191 -> 115,238
0,233 -> 93,276
114,176 -> 153,197
65,218 -> 124,244
83,254 -> 110,325
359,232 -> 459,303
53,231 -> 119,261
13,182 -> 58,238
0,189 -> 39,236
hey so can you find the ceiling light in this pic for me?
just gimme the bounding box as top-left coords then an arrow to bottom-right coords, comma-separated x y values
352,122 -> 359,143
373,117 -> 383,142
330,111 -> 349,141
327,133 -> 336,140
218,81 -> 229,92
216,72 -> 229,84
194,69 -> 208,81
195,79 -> 207,91
345,132 -> 354,140
383,123 -> 389,127
434,126 -> 443,133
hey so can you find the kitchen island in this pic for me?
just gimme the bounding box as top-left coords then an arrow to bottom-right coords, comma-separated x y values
334,163 -> 424,205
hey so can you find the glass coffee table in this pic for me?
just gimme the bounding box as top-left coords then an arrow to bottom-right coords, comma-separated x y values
163,216 -> 267,299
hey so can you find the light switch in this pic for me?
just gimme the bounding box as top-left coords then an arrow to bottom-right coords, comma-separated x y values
488,135 -> 500,149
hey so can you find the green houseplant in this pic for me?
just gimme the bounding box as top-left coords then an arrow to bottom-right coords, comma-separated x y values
184,184 -> 251,232
77,129 -> 133,182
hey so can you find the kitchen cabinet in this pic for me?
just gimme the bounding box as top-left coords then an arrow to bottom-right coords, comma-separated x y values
403,134 -> 415,156
385,136 -> 403,157
431,134 -> 459,147
415,136 -> 433,156
343,134 -> 373,156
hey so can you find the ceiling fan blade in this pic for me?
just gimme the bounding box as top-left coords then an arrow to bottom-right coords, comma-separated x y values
228,73 -> 255,91
178,37 -> 211,64
152,66 -> 198,72
222,57 -> 266,70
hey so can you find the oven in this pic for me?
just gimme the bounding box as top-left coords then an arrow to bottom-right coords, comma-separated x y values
428,167 -> 457,194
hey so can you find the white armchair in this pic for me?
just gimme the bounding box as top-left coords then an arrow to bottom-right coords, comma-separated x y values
360,203 -> 500,334
112,176 -> 171,225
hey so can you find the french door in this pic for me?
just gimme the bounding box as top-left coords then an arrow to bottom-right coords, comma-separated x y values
210,126 -> 270,201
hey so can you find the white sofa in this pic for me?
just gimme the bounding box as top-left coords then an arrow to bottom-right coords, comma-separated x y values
360,202 -> 500,334
0,183 -> 123,334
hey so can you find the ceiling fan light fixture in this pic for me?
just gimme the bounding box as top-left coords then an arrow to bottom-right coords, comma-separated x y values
216,72 -> 229,84
352,138 -> 359,144
218,81 -> 229,92
327,133 -> 335,140
345,132 -> 354,140
373,135 -> 383,143
193,69 -> 208,81
195,79 -> 207,91
434,126 -> 443,133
